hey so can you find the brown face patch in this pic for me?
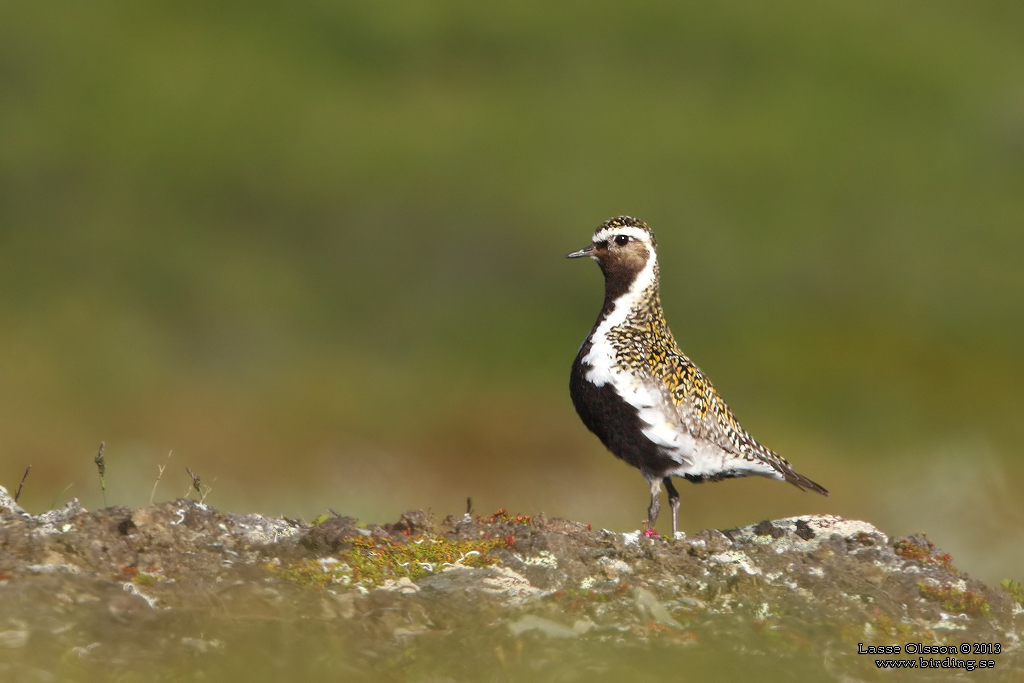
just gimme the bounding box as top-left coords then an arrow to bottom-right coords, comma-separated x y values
595,240 -> 651,302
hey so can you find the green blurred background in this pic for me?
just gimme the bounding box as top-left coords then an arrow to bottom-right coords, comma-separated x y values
1,1 -> 1022,583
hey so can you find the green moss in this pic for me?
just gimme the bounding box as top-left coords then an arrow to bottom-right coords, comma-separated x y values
1000,579 -> 1024,607
870,609 -> 914,640
272,535 -> 510,590
133,572 -> 157,586
269,557 -> 350,590
837,609 -> 928,648
918,583 -> 990,617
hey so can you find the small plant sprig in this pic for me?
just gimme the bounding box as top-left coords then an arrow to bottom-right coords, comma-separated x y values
149,451 -> 173,505
1001,579 -> 1024,607
14,465 -> 31,504
94,442 -> 107,508
483,508 -> 532,525
918,582 -> 991,617
894,534 -> 954,571
48,483 -> 73,511
185,466 -> 213,504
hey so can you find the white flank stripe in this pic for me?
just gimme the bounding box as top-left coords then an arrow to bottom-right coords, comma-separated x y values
581,249 -> 657,387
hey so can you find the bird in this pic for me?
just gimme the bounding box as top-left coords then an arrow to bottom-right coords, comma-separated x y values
568,216 -> 827,537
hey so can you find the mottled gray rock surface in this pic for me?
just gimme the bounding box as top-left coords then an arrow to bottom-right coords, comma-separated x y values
1,484 -> 1022,681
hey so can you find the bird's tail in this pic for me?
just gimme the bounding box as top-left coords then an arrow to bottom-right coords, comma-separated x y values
779,462 -> 829,496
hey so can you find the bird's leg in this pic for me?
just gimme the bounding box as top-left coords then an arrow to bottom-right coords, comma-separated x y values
646,478 -> 661,533
663,477 -> 680,538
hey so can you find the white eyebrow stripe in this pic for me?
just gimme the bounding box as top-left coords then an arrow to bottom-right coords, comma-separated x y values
592,226 -> 651,243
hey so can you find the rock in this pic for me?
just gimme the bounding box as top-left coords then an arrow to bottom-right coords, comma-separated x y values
633,587 -> 679,628
0,485 -> 32,521
180,637 -> 224,654
300,516 -> 360,555
35,499 -> 86,533
508,615 -> 578,638
383,510 -> 434,536
751,519 -> 786,539
0,496 -> 1020,680
377,577 -> 420,594
0,630 -> 29,649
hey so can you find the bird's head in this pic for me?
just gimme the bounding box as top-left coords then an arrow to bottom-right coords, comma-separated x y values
567,217 -> 658,290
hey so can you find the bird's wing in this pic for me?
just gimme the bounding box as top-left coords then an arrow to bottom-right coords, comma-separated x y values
648,344 -> 828,494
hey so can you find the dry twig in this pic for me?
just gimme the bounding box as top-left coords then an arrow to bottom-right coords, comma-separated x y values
14,465 -> 31,504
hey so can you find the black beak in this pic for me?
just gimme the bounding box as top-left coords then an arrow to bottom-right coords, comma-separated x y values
566,245 -> 596,259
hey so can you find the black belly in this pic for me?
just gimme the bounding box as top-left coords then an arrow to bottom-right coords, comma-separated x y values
570,347 -> 681,480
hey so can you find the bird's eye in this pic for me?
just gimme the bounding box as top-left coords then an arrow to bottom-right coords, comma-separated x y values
614,235 -> 630,246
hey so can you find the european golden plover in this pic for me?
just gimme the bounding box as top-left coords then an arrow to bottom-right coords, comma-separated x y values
568,216 -> 827,536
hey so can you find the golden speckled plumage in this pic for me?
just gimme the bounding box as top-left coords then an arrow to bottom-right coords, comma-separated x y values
604,267 -> 795,475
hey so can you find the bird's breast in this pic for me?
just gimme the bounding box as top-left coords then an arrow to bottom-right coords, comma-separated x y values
580,331 -> 694,452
